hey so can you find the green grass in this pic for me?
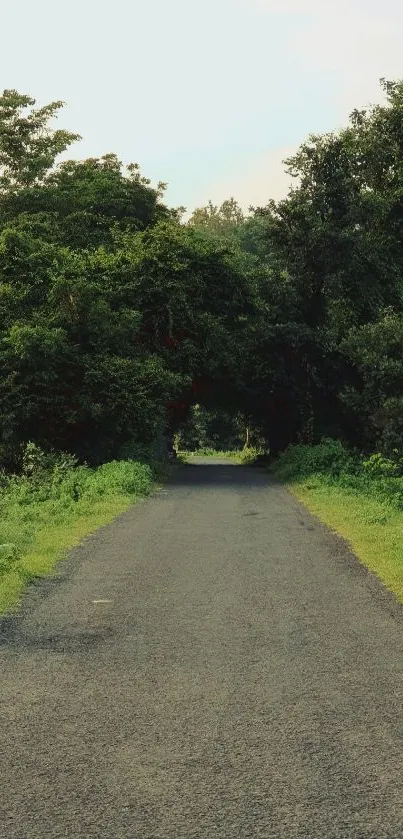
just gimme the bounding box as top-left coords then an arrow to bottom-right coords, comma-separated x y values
288,477 -> 403,602
273,441 -> 403,603
184,447 -> 260,463
0,454 -> 156,615
185,448 -> 242,460
0,495 -> 136,614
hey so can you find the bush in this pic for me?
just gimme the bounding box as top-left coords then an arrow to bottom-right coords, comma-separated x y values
83,460 -> 152,500
275,439 -> 356,480
362,452 -> 403,478
273,439 -> 403,512
0,444 -> 156,579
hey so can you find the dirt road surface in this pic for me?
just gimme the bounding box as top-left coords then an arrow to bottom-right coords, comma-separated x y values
2,459 -> 403,838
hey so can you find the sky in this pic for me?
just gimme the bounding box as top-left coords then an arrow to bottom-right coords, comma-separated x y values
1,0 -> 403,213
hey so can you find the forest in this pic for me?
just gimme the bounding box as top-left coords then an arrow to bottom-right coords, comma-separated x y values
2,81 -> 403,470
2,81 -> 403,609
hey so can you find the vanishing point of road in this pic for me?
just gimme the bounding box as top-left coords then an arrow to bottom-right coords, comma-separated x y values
2,458 -> 403,838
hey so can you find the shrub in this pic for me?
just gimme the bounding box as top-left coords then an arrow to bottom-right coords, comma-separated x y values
273,439 -> 403,512
0,444 -> 156,580
362,452 -> 403,478
83,460 -> 152,500
275,439 -> 356,480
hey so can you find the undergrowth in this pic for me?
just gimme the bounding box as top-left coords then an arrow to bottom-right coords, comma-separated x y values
274,439 -> 403,511
185,447 -> 262,463
0,442 -> 160,614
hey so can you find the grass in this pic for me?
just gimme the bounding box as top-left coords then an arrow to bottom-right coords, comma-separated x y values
0,449 -> 157,615
273,440 -> 403,603
0,495 -> 135,614
183,447 -> 260,463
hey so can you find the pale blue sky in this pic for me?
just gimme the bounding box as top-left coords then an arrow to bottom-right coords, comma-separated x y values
1,0 -> 403,211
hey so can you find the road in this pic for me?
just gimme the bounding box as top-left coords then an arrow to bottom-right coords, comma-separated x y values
1,459 -> 403,838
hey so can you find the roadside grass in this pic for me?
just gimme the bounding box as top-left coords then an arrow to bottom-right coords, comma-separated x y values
0,452 -> 157,615
273,440 -> 403,603
183,447 -> 241,459
0,495 -> 136,614
183,447 -> 260,463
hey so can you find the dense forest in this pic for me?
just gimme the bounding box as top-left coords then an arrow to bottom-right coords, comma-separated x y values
2,81 -> 403,470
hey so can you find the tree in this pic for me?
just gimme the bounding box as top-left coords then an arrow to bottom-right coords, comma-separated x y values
4,80 -> 403,468
188,198 -> 245,238
341,312 -> 403,453
0,223 -> 184,463
0,155 -> 172,247
0,90 -> 80,192
251,79 -> 403,449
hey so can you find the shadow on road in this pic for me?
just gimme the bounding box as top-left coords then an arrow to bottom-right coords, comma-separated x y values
169,460 -> 270,489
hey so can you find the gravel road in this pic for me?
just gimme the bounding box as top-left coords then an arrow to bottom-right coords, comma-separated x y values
1,459 -> 403,838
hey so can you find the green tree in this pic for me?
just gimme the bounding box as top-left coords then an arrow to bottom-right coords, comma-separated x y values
0,90 -> 80,192
0,155 -> 171,248
341,312 -> 403,453
0,224 -> 184,464
251,79 -> 403,449
188,198 -> 245,239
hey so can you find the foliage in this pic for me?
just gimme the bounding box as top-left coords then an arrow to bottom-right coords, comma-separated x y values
0,221 -> 184,464
0,156 -> 172,248
361,452 -> 403,478
3,82 -> 403,471
274,439 -> 403,511
177,405 -> 250,452
188,198 -> 245,239
0,89 -> 80,192
183,447 -> 262,464
253,79 -> 403,453
0,442 -> 158,612
341,312 -> 403,453
274,439 -> 356,480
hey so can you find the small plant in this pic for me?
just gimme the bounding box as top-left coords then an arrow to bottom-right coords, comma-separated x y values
362,452 -> 402,478
22,442 -> 48,477
0,544 -> 19,576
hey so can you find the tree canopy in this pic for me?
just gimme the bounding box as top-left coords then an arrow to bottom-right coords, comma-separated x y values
2,81 -> 403,467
